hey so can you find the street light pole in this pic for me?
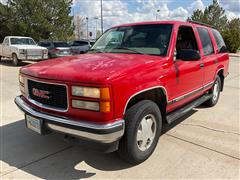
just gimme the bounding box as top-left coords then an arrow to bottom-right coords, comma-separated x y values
100,0 -> 103,34
86,17 -> 89,40
94,17 -> 98,39
156,9 -> 160,21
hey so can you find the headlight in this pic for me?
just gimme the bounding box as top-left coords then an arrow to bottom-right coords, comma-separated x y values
19,74 -> 25,85
19,73 -> 25,94
72,100 -> 99,111
72,86 -> 100,98
72,86 -> 110,100
43,49 -> 48,54
19,49 -> 27,54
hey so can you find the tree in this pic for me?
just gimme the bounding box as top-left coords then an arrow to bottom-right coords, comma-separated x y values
0,0 -> 74,41
222,18 -> 240,53
189,0 -> 228,31
189,0 -> 240,52
73,15 -> 86,40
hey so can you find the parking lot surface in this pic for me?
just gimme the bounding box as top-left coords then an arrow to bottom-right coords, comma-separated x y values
0,57 -> 239,179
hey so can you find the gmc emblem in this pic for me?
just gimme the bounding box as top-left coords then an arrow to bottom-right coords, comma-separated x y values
32,88 -> 51,99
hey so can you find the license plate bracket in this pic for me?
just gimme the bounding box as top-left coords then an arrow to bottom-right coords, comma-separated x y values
25,114 -> 43,134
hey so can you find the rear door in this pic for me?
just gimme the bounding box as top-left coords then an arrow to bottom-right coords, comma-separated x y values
196,27 -> 217,86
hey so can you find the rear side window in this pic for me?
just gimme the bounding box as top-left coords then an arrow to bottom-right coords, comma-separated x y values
212,29 -> 227,53
197,27 -> 214,56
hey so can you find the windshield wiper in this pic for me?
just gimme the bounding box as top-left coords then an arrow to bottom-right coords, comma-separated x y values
112,47 -> 145,55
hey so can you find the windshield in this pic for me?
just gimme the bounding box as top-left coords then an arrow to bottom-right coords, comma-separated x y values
10,38 -> 36,45
91,24 -> 173,56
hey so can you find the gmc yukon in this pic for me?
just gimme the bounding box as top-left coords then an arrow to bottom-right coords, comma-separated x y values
15,21 -> 229,164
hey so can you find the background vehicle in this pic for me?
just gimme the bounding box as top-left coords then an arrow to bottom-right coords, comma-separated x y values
68,40 -> 91,54
15,21 -> 229,164
38,41 -> 72,58
0,36 -> 48,66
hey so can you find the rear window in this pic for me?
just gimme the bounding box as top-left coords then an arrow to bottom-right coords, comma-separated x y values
212,29 -> 227,53
39,42 -> 51,47
197,27 -> 214,56
73,41 -> 89,46
53,42 -> 69,47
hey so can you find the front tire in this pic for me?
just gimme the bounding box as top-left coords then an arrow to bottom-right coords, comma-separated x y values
204,75 -> 221,107
118,100 -> 162,164
12,53 -> 20,66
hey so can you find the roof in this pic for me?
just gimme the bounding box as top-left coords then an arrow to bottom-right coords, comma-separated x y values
112,20 -> 213,29
5,36 -> 33,39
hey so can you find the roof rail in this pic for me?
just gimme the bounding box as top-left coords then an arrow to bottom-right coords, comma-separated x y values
187,20 -> 215,28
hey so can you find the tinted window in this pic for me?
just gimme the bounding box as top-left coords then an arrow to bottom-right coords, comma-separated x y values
39,42 -> 51,47
212,29 -> 226,53
197,27 -> 214,56
73,41 -> 88,46
53,42 -> 69,47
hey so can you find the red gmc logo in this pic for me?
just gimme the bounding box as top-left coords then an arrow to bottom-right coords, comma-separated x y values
32,88 -> 50,99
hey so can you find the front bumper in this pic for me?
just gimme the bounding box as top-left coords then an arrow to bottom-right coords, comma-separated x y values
18,54 -> 48,61
15,96 -> 125,143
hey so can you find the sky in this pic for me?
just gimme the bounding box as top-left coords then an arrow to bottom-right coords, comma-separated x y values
1,0 -> 239,34
72,0 -> 240,31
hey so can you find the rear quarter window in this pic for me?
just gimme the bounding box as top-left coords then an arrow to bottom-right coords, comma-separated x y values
197,27 -> 214,56
212,29 -> 227,53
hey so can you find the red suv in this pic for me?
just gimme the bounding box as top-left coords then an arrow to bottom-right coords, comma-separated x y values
15,21 -> 229,164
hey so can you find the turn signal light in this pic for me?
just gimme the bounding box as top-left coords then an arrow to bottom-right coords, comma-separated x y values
100,102 -> 111,112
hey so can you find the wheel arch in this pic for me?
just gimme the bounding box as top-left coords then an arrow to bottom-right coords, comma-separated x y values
123,86 -> 168,122
216,68 -> 224,91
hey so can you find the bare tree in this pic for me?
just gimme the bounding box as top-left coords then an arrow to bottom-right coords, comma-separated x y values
73,15 -> 85,40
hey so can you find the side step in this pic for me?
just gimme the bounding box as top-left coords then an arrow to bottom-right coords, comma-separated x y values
166,94 -> 212,124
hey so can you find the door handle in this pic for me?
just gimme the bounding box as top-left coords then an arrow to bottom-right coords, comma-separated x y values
200,63 -> 204,68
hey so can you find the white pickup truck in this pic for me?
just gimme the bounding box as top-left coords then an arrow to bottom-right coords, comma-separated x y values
0,36 -> 48,66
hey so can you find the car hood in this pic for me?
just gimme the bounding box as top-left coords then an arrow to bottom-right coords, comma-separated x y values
21,53 -> 163,83
12,45 -> 47,50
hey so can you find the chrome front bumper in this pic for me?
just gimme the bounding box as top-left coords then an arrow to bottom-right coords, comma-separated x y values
15,96 -> 125,143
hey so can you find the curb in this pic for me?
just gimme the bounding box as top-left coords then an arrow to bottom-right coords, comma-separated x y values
229,53 -> 240,58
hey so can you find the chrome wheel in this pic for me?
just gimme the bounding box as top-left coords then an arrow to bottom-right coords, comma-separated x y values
213,81 -> 219,101
136,114 -> 157,151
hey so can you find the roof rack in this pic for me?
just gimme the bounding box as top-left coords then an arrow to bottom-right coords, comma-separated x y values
187,20 -> 215,28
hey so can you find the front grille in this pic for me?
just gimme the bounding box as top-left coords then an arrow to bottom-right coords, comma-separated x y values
28,79 -> 68,110
27,49 -> 43,56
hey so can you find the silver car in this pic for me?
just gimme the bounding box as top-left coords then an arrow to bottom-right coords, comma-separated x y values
68,40 -> 91,54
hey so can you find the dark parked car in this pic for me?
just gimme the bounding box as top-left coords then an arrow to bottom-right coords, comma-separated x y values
68,40 -> 91,54
38,41 -> 72,58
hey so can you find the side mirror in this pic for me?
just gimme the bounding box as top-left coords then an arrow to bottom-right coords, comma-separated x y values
219,46 -> 228,53
177,49 -> 201,61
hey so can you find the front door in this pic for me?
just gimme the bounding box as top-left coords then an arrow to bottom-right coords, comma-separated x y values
172,25 -> 204,106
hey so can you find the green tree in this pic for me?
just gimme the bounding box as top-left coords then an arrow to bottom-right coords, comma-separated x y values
0,3 -> 15,42
0,0 -> 73,41
189,0 -> 228,31
222,18 -> 240,53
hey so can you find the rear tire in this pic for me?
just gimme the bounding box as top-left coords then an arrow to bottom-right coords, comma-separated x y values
118,100 -> 162,164
204,75 -> 221,107
12,53 -> 20,66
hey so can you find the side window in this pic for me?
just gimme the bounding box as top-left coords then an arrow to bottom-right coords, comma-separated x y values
197,27 -> 214,56
212,29 -> 227,53
3,38 -> 9,45
176,26 -> 199,60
